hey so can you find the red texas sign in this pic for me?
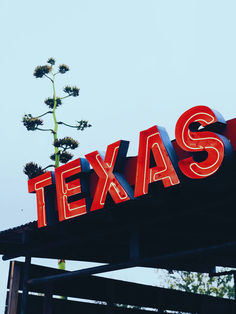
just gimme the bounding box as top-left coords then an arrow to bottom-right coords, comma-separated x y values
28,106 -> 236,228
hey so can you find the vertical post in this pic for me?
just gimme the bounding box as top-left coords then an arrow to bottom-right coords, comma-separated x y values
106,281 -> 115,314
7,261 -> 21,314
106,300 -> 114,314
43,291 -> 53,314
58,259 -> 67,300
20,255 -> 31,314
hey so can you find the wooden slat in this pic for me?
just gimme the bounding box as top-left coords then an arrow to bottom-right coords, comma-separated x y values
9,261 -> 235,314
16,294 -> 156,314
6,261 -> 21,314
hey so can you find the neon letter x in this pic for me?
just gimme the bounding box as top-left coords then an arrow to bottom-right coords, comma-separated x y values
85,140 -> 133,211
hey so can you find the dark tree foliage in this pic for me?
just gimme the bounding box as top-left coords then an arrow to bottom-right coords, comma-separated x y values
168,270 -> 234,300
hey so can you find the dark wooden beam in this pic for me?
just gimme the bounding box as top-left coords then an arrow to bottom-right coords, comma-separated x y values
6,261 -> 21,314
27,240 -> 236,288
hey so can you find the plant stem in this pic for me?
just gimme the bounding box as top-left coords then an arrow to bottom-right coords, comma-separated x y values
36,111 -> 53,118
36,128 -> 54,132
52,74 -> 59,168
44,74 -> 53,83
60,95 -> 71,100
52,74 -> 66,289
42,164 -> 55,171
58,121 -> 78,128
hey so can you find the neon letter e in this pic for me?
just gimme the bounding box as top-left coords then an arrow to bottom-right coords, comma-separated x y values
55,158 -> 90,222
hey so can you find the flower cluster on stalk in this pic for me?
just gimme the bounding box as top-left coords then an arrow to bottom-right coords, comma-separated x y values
54,137 -> 79,150
63,86 -> 80,97
44,97 -> 62,109
23,162 -> 45,179
50,137 -> 79,163
23,114 -> 43,131
50,151 -> 73,164
76,120 -> 91,131
33,65 -> 51,78
58,64 -> 69,74
47,58 -> 55,65
23,58 -> 92,179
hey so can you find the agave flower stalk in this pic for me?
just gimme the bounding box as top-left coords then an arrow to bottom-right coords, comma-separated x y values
22,57 -> 92,287
22,57 -> 91,179
52,72 -> 60,168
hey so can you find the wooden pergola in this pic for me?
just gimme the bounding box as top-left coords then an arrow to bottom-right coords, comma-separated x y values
1,118 -> 236,313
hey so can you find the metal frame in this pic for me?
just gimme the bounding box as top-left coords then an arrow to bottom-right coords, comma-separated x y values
6,259 -> 236,314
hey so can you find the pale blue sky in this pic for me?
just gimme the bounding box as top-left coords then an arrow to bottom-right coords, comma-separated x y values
0,0 -> 236,310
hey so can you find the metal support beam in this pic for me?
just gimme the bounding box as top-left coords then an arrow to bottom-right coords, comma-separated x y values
28,241 -> 236,288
